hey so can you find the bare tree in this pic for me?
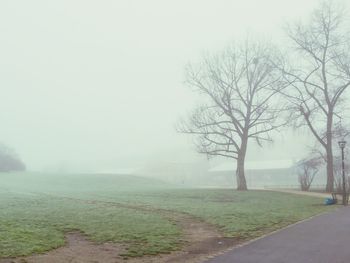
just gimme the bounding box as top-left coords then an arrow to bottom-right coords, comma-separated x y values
333,154 -> 350,192
333,124 -> 350,192
0,143 -> 26,172
297,156 -> 322,191
309,121 -> 350,160
280,1 -> 350,192
307,121 -> 350,191
177,41 -> 285,190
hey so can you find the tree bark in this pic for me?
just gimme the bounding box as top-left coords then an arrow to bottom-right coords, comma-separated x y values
325,135 -> 334,192
325,114 -> 334,192
326,151 -> 334,192
236,157 -> 247,190
236,137 -> 248,191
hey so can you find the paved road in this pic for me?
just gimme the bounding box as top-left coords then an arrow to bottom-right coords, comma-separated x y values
205,207 -> 350,263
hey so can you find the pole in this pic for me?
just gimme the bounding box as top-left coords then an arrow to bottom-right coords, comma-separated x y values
342,146 -> 347,205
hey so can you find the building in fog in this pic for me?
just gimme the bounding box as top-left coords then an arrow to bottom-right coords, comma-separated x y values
209,160 -> 301,188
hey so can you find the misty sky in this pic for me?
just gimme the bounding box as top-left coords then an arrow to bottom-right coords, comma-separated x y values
0,0 -> 322,171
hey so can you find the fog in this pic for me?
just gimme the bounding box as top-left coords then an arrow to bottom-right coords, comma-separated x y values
0,0 -> 321,172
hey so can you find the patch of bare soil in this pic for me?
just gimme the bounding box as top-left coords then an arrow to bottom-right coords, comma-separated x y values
129,212 -> 238,263
1,197 -> 239,263
1,232 -> 126,263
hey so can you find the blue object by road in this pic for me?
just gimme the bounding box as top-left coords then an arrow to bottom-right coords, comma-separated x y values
325,197 -> 335,205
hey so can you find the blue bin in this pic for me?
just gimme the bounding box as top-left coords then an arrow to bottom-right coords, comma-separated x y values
325,197 -> 335,205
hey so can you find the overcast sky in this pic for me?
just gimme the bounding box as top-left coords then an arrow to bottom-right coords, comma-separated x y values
0,0 -> 324,171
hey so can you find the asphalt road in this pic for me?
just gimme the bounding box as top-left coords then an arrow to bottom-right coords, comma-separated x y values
205,207 -> 350,263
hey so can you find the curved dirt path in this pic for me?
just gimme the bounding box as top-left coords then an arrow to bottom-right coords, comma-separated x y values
1,196 -> 239,263
265,188 -> 330,198
1,232 -> 126,263
129,212 -> 238,263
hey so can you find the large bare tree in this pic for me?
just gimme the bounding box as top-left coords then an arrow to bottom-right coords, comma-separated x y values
280,1 -> 350,192
297,156 -> 322,191
177,41 -> 285,190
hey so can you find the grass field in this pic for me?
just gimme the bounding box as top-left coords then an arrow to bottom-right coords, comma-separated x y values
0,172 -> 334,259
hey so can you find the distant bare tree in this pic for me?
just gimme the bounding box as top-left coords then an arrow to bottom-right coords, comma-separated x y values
0,144 -> 26,172
333,124 -> 350,192
280,1 -> 350,192
333,154 -> 350,192
177,41 -> 286,190
309,121 -> 350,161
308,122 -> 350,191
297,156 -> 323,191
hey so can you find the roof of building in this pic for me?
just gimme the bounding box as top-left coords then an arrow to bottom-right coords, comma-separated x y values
209,159 -> 296,172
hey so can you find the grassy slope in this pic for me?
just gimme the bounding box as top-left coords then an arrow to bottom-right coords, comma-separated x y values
0,192 -> 181,258
0,172 -> 334,258
119,189 -> 333,238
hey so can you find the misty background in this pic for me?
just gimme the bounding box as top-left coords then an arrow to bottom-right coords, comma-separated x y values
0,0 -> 321,172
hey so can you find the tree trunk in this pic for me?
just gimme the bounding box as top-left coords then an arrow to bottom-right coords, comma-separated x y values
236,156 -> 247,190
326,144 -> 334,192
236,136 -> 248,191
325,114 -> 334,192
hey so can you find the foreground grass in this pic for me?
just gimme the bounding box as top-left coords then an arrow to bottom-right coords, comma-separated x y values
98,189 -> 334,239
0,192 -> 181,258
0,172 -> 334,258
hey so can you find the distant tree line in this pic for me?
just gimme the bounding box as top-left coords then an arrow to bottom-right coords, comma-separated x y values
0,144 -> 26,172
178,0 -> 350,191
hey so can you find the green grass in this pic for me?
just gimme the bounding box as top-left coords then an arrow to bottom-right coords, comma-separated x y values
0,172 -> 335,258
0,192 -> 181,258
97,189 -> 333,239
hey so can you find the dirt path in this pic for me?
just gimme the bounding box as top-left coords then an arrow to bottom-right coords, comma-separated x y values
1,196 -> 239,263
265,188 -> 330,199
1,232 -> 126,263
129,212 -> 238,263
